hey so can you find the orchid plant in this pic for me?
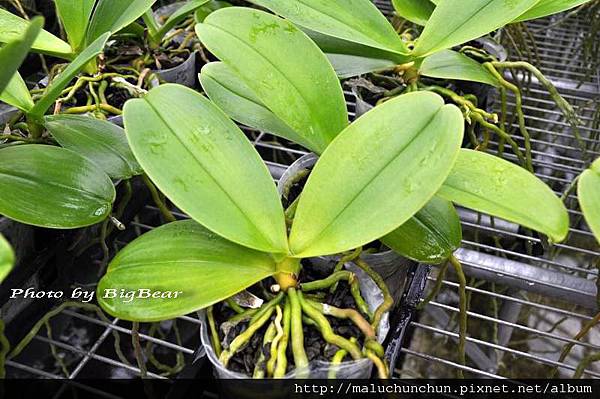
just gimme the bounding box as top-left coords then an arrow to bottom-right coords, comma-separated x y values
97,8 -> 569,378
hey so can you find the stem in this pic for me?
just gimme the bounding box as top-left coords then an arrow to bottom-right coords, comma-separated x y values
142,173 -> 176,222
273,298 -> 291,378
366,349 -> 389,379
353,258 -> 393,329
207,306 -> 221,357
274,257 -> 301,291
219,305 -> 274,367
266,305 -> 284,377
311,300 -> 375,340
288,288 -> 309,371
483,63 -> 533,172
573,352 -> 600,379
418,261 -> 449,310
0,319 -> 9,378
549,312 -> 600,378
449,255 -> 467,378
132,322 -> 148,378
298,292 -> 363,360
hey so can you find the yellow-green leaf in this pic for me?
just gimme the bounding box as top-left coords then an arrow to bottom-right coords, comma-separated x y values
0,234 -> 14,283
97,220 -> 277,321
578,159 -> 600,244
123,84 -> 288,254
438,149 -> 569,243
289,91 -> 464,257
420,50 -> 500,86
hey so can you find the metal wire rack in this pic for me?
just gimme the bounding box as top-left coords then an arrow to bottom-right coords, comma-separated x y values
4,1 -> 599,384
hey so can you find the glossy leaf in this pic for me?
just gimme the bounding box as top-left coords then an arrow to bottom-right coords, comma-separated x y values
29,32 -> 110,120
438,149 -> 569,243
327,54 -> 396,79
289,91 -> 464,257
577,159 -> 600,244
392,0 -> 435,26
305,28 -> 408,64
44,115 -> 142,179
86,0 -> 157,45
199,62 -> 315,151
0,234 -> 13,283
0,145 -> 115,228
55,0 -> 94,50
0,16 -> 42,95
515,0 -> 592,22
382,196 -> 462,264
124,84 -> 288,254
0,73 -> 33,112
98,220 -> 276,321
196,8 -> 348,154
155,0 -> 211,40
249,0 -> 408,55
420,50 -> 499,86
194,0 -> 232,22
0,9 -> 72,58
413,0 -> 539,57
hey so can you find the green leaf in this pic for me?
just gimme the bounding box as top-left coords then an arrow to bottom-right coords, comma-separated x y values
578,159 -> 600,244
327,54 -> 396,79
0,73 -> 34,113
196,8 -> 348,154
55,0 -> 94,51
98,220 -> 276,321
155,0 -> 211,40
382,196 -> 462,264
124,84 -> 288,254
0,16 -> 42,95
29,32 -> 110,120
412,0 -> 539,57
438,149 -> 569,243
199,62 -> 315,152
44,115 -> 142,179
514,0 -> 592,22
392,0 -> 435,26
194,0 -> 232,22
419,50 -> 499,86
0,145 -> 115,229
289,91 -> 464,257
248,0 -> 408,55
86,0 -> 157,45
305,28 -> 408,64
0,8 -> 72,58
0,234 -> 14,283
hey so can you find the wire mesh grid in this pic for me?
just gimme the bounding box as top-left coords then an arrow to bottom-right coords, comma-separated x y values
5,0 -> 600,384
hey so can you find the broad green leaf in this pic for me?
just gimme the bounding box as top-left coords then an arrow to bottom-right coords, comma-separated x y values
514,0 -> 592,22
305,28 -> 408,64
0,16 -> 42,95
44,115 -> 142,179
327,54 -> 396,79
0,145 -> 115,228
438,149 -> 569,243
194,0 -> 233,22
0,73 -> 33,112
55,0 -> 94,51
289,91 -> 464,257
86,0 -> 157,45
0,234 -> 14,283
199,62 -> 315,151
98,220 -> 277,321
382,196 -> 462,264
124,84 -> 288,254
392,0 -> 435,26
578,159 -> 600,244
29,32 -> 110,120
420,50 -> 500,86
248,0 -> 408,55
196,8 -> 348,154
0,9 -> 72,58
155,0 -> 211,40
413,0 -> 539,57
